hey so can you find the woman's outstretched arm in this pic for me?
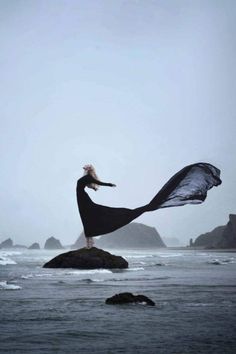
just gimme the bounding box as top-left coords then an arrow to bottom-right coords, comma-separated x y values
90,175 -> 116,187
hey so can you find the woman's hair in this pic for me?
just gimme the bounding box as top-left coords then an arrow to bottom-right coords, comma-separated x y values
83,164 -> 100,190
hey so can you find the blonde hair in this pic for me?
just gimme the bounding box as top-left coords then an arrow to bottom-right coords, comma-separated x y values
83,164 -> 100,190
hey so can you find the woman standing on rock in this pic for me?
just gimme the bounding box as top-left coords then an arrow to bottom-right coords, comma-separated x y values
76,163 -> 221,248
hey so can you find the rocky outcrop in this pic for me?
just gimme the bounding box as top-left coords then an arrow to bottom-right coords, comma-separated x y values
217,214 -> 236,248
192,214 -> 236,249
44,237 -> 63,250
105,292 -> 155,306
43,247 -> 128,269
71,222 -> 166,249
28,242 -> 40,250
0,238 -> 13,249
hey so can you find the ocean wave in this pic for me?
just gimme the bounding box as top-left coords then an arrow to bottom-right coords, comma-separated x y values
0,281 -> 22,290
0,251 -> 22,256
65,269 -> 113,275
21,274 -> 34,279
152,263 -> 166,267
221,258 -> 235,263
158,253 -> 183,258
0,256 -> 17,266
125,255 -> 154,259
207,258 -> 235,265
80,275 -> 170,283
126,267 -> 144,271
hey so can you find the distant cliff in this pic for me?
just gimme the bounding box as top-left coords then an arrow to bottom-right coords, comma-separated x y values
72,222 -> 166,249
192,214 -> 236,249
193,226 -> 225,248
217,214 -> 236,248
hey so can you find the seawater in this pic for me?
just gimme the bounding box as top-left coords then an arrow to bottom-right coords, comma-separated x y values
0,248 -> 236,354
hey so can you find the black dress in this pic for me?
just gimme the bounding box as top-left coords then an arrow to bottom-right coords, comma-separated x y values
76,162 -> 221,238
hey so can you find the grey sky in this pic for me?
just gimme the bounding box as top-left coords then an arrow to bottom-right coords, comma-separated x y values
0,0 -> 235,246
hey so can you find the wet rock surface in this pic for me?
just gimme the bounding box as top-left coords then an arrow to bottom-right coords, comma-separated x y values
106,292 -> 155,306
43,247 -> 128,269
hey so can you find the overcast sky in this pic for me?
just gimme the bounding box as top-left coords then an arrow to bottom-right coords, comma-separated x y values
0,0 -> 235,247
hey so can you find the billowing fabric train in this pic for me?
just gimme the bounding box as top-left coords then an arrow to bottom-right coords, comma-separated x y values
76,163 -> 221,239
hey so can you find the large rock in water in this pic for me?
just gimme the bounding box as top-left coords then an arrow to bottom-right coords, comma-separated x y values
28,242 -> 40,250
43,247 -> 128,269
44,237 -> 63,249
106,292 -> 155,306
71,222 -> 166,249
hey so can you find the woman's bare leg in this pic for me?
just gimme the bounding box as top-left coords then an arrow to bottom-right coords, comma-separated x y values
86,237 -> 95,249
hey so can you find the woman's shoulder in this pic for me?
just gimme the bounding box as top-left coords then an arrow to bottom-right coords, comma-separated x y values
77,174 -> 93,184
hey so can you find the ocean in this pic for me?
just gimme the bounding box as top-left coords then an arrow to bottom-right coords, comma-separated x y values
0,248 -> 236,354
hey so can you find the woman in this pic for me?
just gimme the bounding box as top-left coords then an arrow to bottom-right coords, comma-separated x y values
76,163 -> 221,248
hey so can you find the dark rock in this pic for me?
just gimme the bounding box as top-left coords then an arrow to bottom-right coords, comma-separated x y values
28,242 -> 40,250
44,237 -> 63,250
43,247 -> 128,269
0,238 -> 13,249
105,292 -> 155,306
71,222 -> 166,249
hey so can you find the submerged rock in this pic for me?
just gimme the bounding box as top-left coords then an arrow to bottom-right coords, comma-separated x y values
28,242 -> 40,250
43,247 -> 128,269
106,292 -> 155,306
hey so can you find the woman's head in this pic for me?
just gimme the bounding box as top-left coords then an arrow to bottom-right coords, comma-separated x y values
83,164 -> 95,175
83,164 -> 99,190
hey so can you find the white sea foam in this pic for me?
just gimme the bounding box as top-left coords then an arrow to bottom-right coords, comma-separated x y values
0,251 -> 20,265
21,274 -> 34,279
65,269 -> 112,275
125,255 -> 154,259
207,258 -> 235,265
0,256 -> 17,265
0,251 -> 22,256
127,267 -> 145,271
0,281 -> 22,290
159,253 -> 183,258
222,258 -> 235,263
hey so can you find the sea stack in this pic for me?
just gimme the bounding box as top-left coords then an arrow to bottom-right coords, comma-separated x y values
0,238 -> 13,249
28,242 -> 40,250
44,237 -> 63,250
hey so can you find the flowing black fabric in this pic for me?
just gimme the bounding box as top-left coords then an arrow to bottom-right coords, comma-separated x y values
76,163 -> 221,238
